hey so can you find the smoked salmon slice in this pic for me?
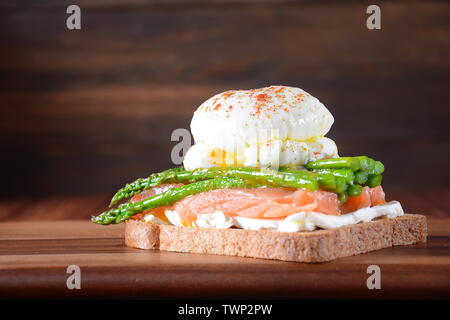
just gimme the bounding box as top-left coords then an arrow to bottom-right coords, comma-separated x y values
369,186 -> 386,206
131,184 -> 386,225
131,184 -> 184,222
173,187 -> 341,224
342,186 -> 386,213
131,183 -> 184,202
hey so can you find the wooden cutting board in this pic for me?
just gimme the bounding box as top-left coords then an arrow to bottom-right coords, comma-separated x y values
0,219 -> 449,299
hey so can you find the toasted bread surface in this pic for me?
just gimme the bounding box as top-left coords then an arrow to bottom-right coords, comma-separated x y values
125,214 -> 427,263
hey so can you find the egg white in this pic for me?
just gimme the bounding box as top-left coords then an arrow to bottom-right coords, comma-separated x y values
183,137 -> 338,170
184,85 -> 338,170
191,85 -> 334,152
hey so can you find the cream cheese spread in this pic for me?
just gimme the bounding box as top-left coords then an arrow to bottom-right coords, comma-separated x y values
143,201 -> 404,232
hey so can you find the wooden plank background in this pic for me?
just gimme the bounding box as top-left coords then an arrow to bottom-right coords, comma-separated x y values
0,219 -> 449,299
0,0 -> 449,202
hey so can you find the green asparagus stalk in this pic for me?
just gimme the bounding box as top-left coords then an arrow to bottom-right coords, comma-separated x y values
110,167 -> 319,206
315,169 -> 355,184
359,157 -> 373,171
338,192 -> 348,203
367,174 -> 383,188
279,168 -> 336,190
305,156 -> 365,171
305,156 -> 385,175
110,167 -> 184,206
179,167 -> 319,190
372,161 -> 385,175
105,156 -> 385,222
94,178 -> 251,225
354,170 -> 369,185
334,176 -> 348,194
347,184 -> 363,197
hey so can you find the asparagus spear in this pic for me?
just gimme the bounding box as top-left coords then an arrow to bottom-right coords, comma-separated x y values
338,192 -> 348,203
314,169 -> 355,184
305,156 -> 365,171
110,167 -> 319,206
279,168 -> 336,190
179,167 -> 319,190
110,167 -> 183,206
367,174 -> 383,187
305,156 -> 385,175
108,156 -> 384,216
347,184 -> 363,197
354,170 -> 369,184
329,177 -> 344,194
94,178 -> 250,225
373,161 -> 385,175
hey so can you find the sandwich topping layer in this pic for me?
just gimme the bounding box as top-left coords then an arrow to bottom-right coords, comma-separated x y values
141,200 -> 404,232
130,183 -> 398,232
91,86 -> 399,235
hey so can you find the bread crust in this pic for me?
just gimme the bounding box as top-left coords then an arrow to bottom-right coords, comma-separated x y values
125,214 -> 427,263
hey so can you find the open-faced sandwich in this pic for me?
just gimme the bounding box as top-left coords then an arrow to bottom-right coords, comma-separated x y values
92,85 -> 427,262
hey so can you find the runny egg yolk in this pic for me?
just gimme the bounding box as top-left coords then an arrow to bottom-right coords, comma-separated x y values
154,211 -> 169,223
144,207 -> 170,223
209,148 -> 244,166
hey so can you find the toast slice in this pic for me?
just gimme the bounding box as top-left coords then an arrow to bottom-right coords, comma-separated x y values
124,214 -> 427,263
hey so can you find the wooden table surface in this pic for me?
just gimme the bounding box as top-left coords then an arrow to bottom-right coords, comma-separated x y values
0,211 -> 449,299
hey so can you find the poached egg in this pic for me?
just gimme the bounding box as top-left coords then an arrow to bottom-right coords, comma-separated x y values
184,85 -> 338,170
